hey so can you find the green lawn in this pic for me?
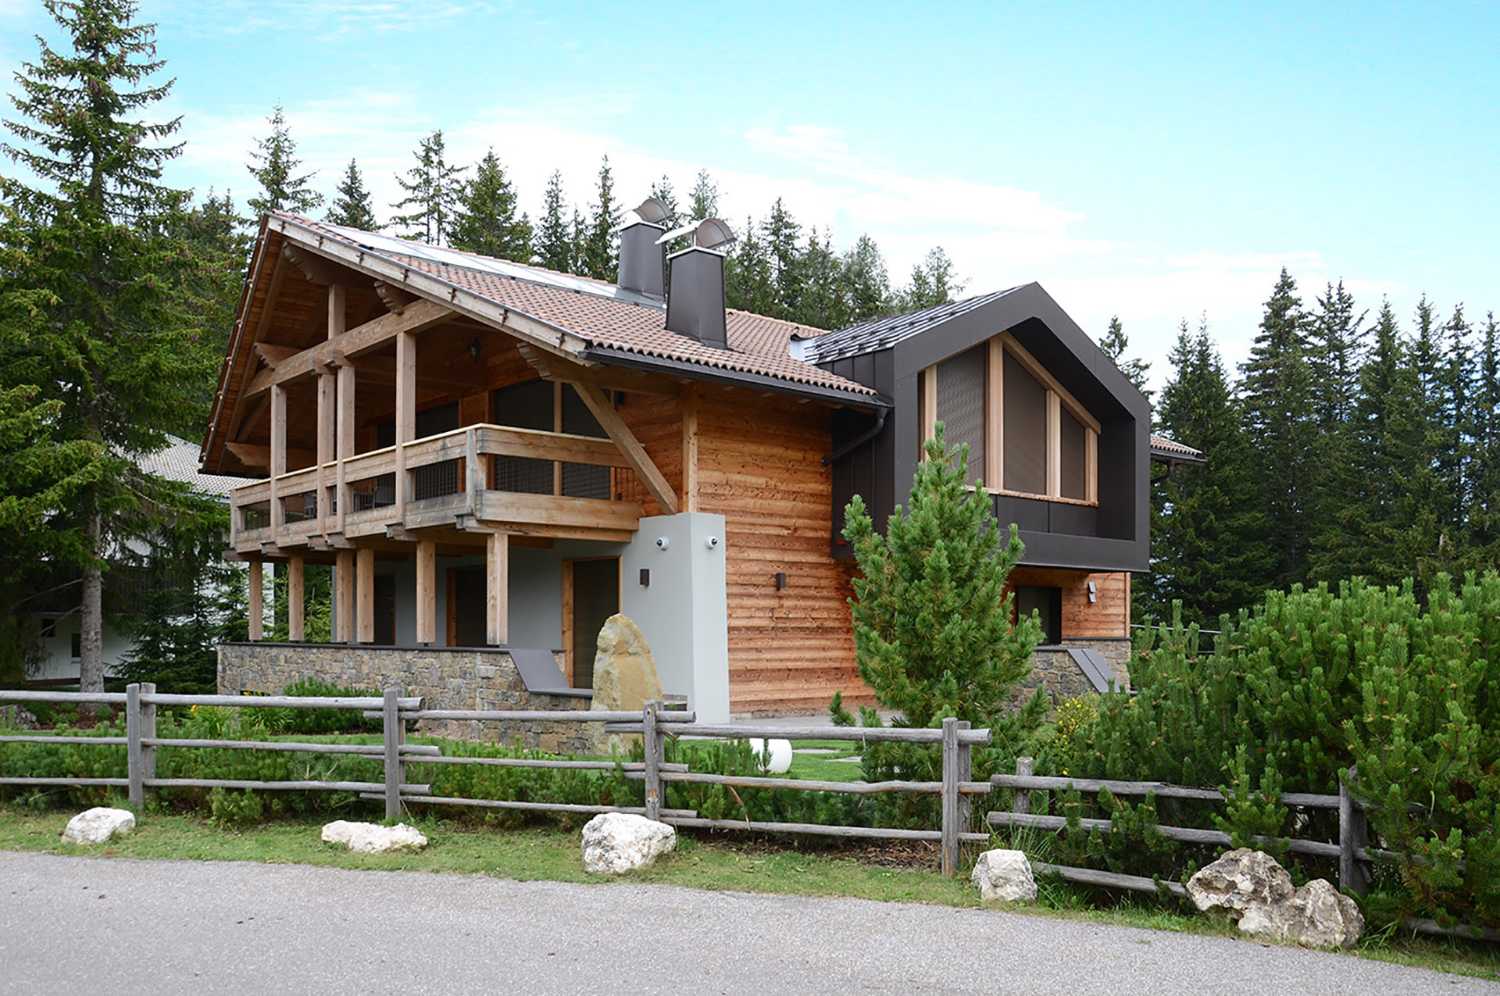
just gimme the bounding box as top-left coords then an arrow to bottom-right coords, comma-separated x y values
786,739 -> 864,782
0,804 -> 1494,981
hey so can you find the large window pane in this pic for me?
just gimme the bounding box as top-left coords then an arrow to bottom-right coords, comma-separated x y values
936,347 -> 986,485
1002,351 -> 1048,495
1059,408 -> 1088,500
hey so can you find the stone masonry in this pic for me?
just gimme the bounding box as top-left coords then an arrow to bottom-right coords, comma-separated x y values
218,643 -> 595,754
1018,639 -> 1133,705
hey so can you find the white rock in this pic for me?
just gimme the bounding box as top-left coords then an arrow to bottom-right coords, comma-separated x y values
61,807 -> 135,845
1238,878 -> 1365,949
320,820 -> 428,854
971,848 -> 1038,902
581,812 -> 676,874
1186,848 -> 1295,913
746,737 -> 794,775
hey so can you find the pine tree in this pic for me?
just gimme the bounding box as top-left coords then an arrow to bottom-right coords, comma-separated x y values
1466,312 -> 1500,566
899,247 -> 962,312
688,169 -> 719,220
1305,281 -> 1367,582
762,198 -> 803,319
0,0 -> 217,694
578,154 -> 619,280
389,129 -> 464,245
795,227 -> 848,330
533,170 -> 573,272
324,158 -> 377,230
569,208 -> 588,276
1436,304 -> 1474,535
169,189 -> 251,431
723,215 -> 775,316
245,104 -> 322,216
1096,315 -> 1153,401
449,148 -> 531,261
1238,269 -> 1317,592
647,174 -> 679,228
842,234 -> 891,322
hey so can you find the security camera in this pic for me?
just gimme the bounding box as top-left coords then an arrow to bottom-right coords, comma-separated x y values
705,536 -> 720,550
655,536 -> 670,551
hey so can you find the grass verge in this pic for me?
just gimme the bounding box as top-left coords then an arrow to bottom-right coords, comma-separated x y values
0,804 -> 1495,980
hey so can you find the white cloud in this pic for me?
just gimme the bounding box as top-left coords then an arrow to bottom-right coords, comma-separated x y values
159,0 -> 506,39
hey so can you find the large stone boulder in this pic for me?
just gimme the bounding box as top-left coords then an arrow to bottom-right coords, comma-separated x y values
971,849 -> 1038,903
1186,848 -> 1295,913
1238,878 -> 1365,949
589,615 -> 663,714
581,812 -> 676,874
62,807 -> 135,845
320,821 -> 428,854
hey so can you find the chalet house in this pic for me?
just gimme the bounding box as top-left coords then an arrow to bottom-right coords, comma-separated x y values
202,203 -> 1201,720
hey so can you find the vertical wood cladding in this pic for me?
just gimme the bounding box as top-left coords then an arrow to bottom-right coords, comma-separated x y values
1006,567 -> 1130,640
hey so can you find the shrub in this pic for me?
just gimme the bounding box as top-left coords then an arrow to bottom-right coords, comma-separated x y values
254,679 -> 383,736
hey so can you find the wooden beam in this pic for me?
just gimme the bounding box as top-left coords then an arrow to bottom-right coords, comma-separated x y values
243,298 -> 453,398
374,281 -> 414,314
334,550 -> 354,642
515,342 -> 678,397
253,343 -> 299,367
395,330 -> 416,517
316,372 -> 334,530
226,441 -> 316,471
356,547 -> 375,643
486,531 -> 509,645
986,339 -> 1003,491
415,539 -> 436,644
247,561 -> 263,641
336,364 -> 355,533
999,332 -> 1101,434
1046,390 -> 1062,498
681,384 -> 700,513
287,555 -> 305,641
572,382 -> 678,514
282,243 -> 348,286
327,283 -> 346,341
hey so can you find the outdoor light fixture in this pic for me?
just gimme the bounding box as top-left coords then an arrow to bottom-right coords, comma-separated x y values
639,568 -> 650,588
774,571 -> 788,591
1087,580 -> 1098,604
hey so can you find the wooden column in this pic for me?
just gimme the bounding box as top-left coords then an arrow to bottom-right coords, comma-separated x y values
336,364 -> 355,533
394,330 -> 416,519
485,531 -> 509,645
415,538 -> 436,644
356,547 -> 376,643
681,385 -> 699,513
316,372 -> 335,531
247,561 -> 264,641
334,550 -> 354,642
287,555 -> 305,641
270,384 -> 287,532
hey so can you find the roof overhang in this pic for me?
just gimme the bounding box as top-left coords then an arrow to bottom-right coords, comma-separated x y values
585,346 -> 890,411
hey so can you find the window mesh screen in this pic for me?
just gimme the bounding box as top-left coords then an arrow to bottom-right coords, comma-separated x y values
1059,407 -> 1088,500
1003,351 -> 1048,495
936,347 -> 986,485
561,385 -> 611,499
491,380 -> 554,495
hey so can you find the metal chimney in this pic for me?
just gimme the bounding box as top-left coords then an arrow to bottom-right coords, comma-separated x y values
665,245 -> 728,348
618,220 -> 666,297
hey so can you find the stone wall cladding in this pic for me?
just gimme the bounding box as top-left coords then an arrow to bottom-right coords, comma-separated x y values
1016,639 -> 1134,707
217,643 -> 594,754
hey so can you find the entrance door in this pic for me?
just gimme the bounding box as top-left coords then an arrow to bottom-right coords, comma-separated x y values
451,567 -> 487,647
566,558 -> 619,688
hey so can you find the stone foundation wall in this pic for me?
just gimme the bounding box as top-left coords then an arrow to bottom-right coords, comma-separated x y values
217,643 -> 595,754
1018,638 -> 1134,706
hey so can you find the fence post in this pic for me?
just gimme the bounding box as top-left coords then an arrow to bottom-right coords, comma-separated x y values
125,683 -> 144,812
941,717 -> 959,877
1014,756 -> 1033,816
642,700 -> 662,821
140,682 -> 156,809
382,687 -> 402,822
1339,765 -> 1370,896
956,720 -> 972,864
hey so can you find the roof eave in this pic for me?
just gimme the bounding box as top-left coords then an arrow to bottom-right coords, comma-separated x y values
583,346 -> 890,410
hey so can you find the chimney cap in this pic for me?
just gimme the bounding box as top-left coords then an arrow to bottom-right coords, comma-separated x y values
656,217 -> 736,251
630,196 -> 673,226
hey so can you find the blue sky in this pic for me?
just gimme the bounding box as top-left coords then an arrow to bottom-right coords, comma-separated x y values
3,1 -> 1497,385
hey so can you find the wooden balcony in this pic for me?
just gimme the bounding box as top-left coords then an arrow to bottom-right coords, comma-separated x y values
229,423 -> 645,554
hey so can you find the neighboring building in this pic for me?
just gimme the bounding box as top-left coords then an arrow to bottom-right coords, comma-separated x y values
26,436 -> 241,683
202,206 -> 1201,720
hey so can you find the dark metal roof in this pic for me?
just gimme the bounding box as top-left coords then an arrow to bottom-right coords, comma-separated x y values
795,287 -> 1024,365
1150,434 -> 1205,464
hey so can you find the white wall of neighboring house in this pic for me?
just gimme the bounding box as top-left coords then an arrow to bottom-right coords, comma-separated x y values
30,614 -> 136,682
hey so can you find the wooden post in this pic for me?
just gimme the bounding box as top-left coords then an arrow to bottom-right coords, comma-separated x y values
336,364 -> 355,534
941,717 -> 959,877
316,371 -> 334,532
956,719 -> 972,862
270,384 -> 287,532
415,538 -> 436,644
382,687 -> 402,822
334,550 -> 354,642
287,554 -> 305,642
681,384 -> 699,512
486,531 -> 509,645
356,547 -> 376,643
247,561 -> 264,641
1339,766 -> 1370,895
126,683 -> 144,812
642,700 -> 662,821
464,427 -> 481,515
140,682 -> 156,799
1014,756 -> 1033,816
394,330 -> 416,520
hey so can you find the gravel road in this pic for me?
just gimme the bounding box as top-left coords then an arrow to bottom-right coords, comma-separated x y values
0,851 -> 1492,995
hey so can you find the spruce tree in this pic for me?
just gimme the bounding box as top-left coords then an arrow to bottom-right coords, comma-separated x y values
796,227 -> 848,330
324,158 -> 377,230
578,154 -> 619,280
1437,304 -> 1474,535
1096,315 -> 1152,401
0,0 -> 218,694
899,247 -> 962,312
1305,281 -> 1367,582
246,105 -> 322,216
533,169 -> 573,272
762,198 -> 803,319
1466,313 -> 1500,567
842,234 -> 891,322
169,189 -> 251,431
688,169 -> 719,220
450,148 -> 531,261
723,215 -> 775,316
389,129 -> 464,246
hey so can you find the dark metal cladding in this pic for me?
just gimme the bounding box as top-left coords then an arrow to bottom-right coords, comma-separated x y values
618,221 -> 666,298
665,246 -> 728,349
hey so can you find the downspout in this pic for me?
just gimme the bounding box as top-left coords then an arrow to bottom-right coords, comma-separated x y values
822,407 -> 889,466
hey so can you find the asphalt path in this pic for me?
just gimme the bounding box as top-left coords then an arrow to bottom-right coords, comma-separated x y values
0,851 -> 1493,995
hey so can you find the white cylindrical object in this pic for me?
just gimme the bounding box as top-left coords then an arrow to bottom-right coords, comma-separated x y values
746,737 -> 793,775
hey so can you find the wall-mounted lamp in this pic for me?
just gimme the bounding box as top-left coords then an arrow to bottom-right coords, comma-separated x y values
1086,580 -> 1098,604
774,571 -> 788,591
639,568 -> 651,588
467,337 -> 482,362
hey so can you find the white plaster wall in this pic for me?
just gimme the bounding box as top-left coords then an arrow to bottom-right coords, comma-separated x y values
30,615 -> 134,681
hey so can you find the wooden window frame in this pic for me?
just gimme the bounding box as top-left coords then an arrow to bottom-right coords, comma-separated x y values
921,332 -> 1099,507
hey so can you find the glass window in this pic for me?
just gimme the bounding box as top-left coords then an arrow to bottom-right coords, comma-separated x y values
936,347 -> 986,485
1002,351 -> 1048,495
1059,407 -> 1088,500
